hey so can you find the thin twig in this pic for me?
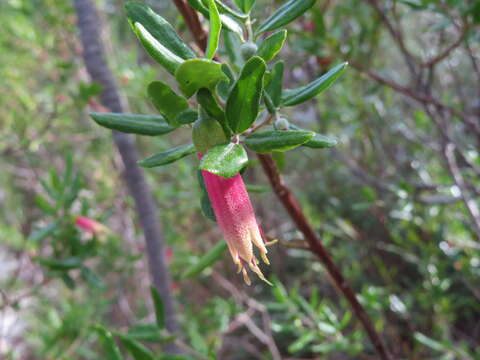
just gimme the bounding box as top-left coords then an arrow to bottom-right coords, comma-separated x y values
257,154 -> 393,360
173,4 -> 393,359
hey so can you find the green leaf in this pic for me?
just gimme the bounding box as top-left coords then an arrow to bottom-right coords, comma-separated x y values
35,195 -> 56,214
256,0 -> 316,34
188,0 -> 244,36
175,109 -> 198,125
200,143 -> 248,177
35,256 -> 83,271
234,0 -> 256,13
197,88 -> 231,136
212,0 -> 249,21
192,114 -> 227,154
132,23 -> 184,74
127,324 -> 166,342
226,56 -> 266,133
125,2 -> 195,60
198,170 -> 216,222
148,81 -> 189,126
175,59 -> 227,98
289,124 -> 337,148
91,112 -> 176,136
200,192 -> 216,222
150,286 -> 165,328
28,222 -> 58,243
181,242 -> 227,279
288,331 -> 316,353
257,30 -> 287,62
80,267 -> 104,289
219,15 -> 244,39
117,335 -> 155,360
245,130 -> 314,153
206,0 -> 221,59
138,143 -> 196,168
282,62 -> 347,106
94,325 -> 123,360
266,61 -> 284,108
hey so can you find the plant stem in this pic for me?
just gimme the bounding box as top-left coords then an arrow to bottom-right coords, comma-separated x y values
257,153 -> 393,360
167,2 -> 393,358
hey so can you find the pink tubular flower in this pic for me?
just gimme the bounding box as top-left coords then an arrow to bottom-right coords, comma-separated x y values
74,216 -> 107,235
201,168 -> 270,285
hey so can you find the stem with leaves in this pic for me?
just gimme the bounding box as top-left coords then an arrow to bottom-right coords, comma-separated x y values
174,2 -> 393,359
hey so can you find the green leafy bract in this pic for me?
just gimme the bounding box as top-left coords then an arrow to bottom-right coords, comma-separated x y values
200,143 -> 248,177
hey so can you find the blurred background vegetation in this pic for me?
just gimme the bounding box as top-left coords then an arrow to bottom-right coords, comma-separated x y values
1,0 -> 479,358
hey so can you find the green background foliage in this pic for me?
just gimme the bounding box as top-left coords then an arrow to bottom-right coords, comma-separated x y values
0,0 -> 479,359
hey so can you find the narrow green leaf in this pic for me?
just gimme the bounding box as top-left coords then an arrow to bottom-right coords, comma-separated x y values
94,325 -> 123,360
150,286 -> 165,328
234,0 -> 256,13
186,0 -> 244,37
125,2 -> 195,59
28,222 -> 58,243
148,81 -> 189,126
266,61 -> 284,107
197,88 -> 231,136
175,59 -> 227,98
256,0 -> 316,34
213,0 -> 249,20
91,112 -> 176,136
226,56 -> 266,133
289,124 -> 337,148
200,192 -> 216,222
127,324 -> 165,343
192,114 -> 227,154
263,90 -> 276,114
175,109 -> 198,125
282,62 -> 347,106
245,130 -> 314,153
220,15 -> 244,39
288,332 -> 317,354
138,143 -> 195,168
257,30 -> 287,62
206,0 -> 221,59
200,143 -> 248,177
181,242 -> 227,279
35,195 -> 56,214
132,23 -> 184,74
80,267 -> 104,289
198,170 -> 216,222
35,256 -> 83,271
117,334 -> 156,360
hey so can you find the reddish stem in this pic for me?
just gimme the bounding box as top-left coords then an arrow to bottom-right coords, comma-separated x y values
172,3 -> 393,359
257,154 -> 393,360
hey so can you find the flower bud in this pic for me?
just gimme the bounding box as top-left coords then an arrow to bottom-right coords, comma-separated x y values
240,42 -> 258,61
274,116 -> 289,130
192,110 -> 227,154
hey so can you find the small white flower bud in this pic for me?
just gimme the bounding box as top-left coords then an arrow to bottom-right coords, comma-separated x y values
274,117 -> 289,130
